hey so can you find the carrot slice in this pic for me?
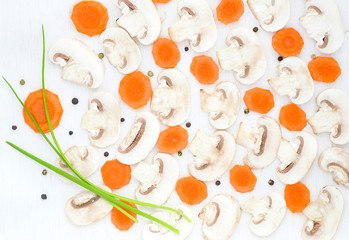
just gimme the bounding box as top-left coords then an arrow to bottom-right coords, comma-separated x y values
190,55 -> 219,85
157,126 -> 188,154
152,38 -> 180,68
23,89 -> 63,133
272,28 -> 304,57
308,57 -> 341,83
216,0 -> 244,25
279,104 -> 306,131
284,182 -> 310,213
152,0 -> 171,4
176,176 -> 208,205
243,87 -> 274,114
101,159 -> 131,189
111,201 -> 137,231
119,71 -> 152,109
229,165 -> 257,193
71,1 -> 108,37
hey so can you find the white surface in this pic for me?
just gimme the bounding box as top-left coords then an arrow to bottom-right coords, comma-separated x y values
0,0 -> 348,239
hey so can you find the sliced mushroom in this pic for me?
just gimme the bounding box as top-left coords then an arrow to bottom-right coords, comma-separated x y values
268,57 -> 314,104
48,38 -> 104,88
100,27 -> 141,74
200,81 -> 241,129
168,0 -> 217,52
308,88 -> 349,145
117,111 -> 159,165
188,130 -> 235,181
115,0 -> 161,45
150,69 -> 190,126
81,91 -> 120,148
299,0 -> 344,54
236,116 -> 281,169
199,194 -> 241,240
217,27 -> 266,85
65,185 -> 112,225
302,186 -> 343,240
243,191 -> 286,237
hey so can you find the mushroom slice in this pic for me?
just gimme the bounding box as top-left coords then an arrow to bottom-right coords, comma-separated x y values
217,27 -> 266,85
276,131 -> 317,184
302,186 -> 343,240
81,91 -> 120,148
100,27 -> 141,74
117,111 -> 160,165
199,194 -> 241,240
268,57 -> 314,104
308,88 -> 349,145
200,81 -> 241,129
243,192 -> 286,237
188,130 -> 235,182
236,116 -> 281,169
319,147 -> 349,188
168,0 -> 217,52
65,185 -> 112,225
48,38 -> 104,88
247,0 -> 290,32
150,69 -> 190,126
116,0 -> 161,45
299,0 -> 344,54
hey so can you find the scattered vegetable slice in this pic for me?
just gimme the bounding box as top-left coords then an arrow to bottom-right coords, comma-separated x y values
157,126 -> 188,154
243,87 -> 274,114
216,0 -> 244,25
190,55 -> 219,85
111,201 -> 138,231
279,104 -> 306,131
101,159 -> 131,189
152,38 -> 180,68
176,176 -> 208,205
272,28 -> 304,57
284,182 -> 310,213
229,165 -> 256,193
308,57 -> 341,83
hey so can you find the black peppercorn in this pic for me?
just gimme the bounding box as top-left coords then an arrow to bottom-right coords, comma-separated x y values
41,194 -> 47,200
268,179 -> 274,186
215,180 -> 221,186
184,47 -> 189,51
253,27 -> 258,32
72,98 -> 79,105
185,122 -> 191,128
120,118 -> 125,122
104,152 -> 109,157
69,131 -> 73,136
278,56 -> 283,62
12,125 -> 17,130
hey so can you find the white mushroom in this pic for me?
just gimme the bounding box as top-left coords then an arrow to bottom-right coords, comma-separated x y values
65,185 -> 113,225
81,91 -> 120,148
299,0 -> 345,54
117,111 -> 160,165
308,88 -> 349,145
168,0 -> 217,52
217,27 -> 266,85
242,191 -> 286,237
302,186 -> 343,240
100,27 -> 141,74
199,194 -> 241,240
48,38 -> 104,88
236,116 -> 281,169
268,57 -> 314,104
188,130 -> 235,181
319,147 -> 349,188
200,81 -> 241,129
276,131 -> 317,184
150,69 -> 190,126
115,0 -> 161,45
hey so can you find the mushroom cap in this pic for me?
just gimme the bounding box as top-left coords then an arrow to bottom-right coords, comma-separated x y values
168,0 -> 217,52
276,131 -> 317,184
48,38 -> 104,88
217,27 -> 267,85
199,194 -> 241,240
243,191 -> 286,237
81,91 -> 121,148
100,27 -> 141,74
302,186 -> 343,240
117,111 -> 160,165
268,57 -> 314,104
150,69 -> 190,126
200,81 -> 241,130
188,130 -> 236,181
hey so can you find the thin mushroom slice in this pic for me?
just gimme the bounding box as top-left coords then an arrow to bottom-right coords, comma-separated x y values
199,194 -> 241,240
200,81 -> 241,129
236,116 -> 281,169
48,38 -> 104,88
308,88 -> 349,145
217,27 -> 266,85
81,91 -> 120,148
268,57 -> 314,104
302,186 -> 343,240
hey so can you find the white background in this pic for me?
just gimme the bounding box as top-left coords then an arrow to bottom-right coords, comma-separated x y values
0,0 -> 348,239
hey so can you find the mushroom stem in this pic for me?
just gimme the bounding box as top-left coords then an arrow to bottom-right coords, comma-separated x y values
308,110 -> 341,134
200,90 -> 226,113
169,18 -> 201,43
268,75 -> 297,97
236,123 -> 263,151
216,46 -> 243,71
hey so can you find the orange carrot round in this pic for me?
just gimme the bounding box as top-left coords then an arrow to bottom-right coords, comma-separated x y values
229,165 -> 256,193
152,0 -> 171,4
279,104 -> 306,131
272,28 -> 304,57
152,38 -> 181,68
190,55 -> 219,85
308,57 -> 341,83
216,0 -> 244,25
243,87 -> 274,114
23,89 -> 63,133
71,1 -> 108,37
111,201 -> 137,231
101,159 -> 131,189
176,176 -> 208,205
157,126 -> 188,154
284,182 -> 310,213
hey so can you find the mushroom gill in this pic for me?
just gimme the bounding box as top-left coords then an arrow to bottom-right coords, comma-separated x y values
118,118 -> 146,153
305,221 -> 321,236
255,126 -> 267,156
71,194 -> 101,209
206,202 -> 220,227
